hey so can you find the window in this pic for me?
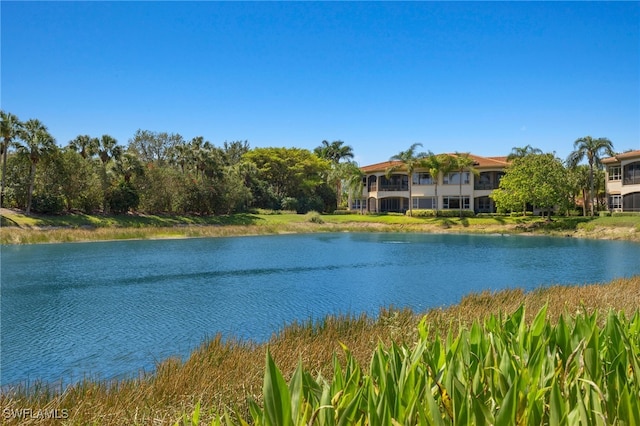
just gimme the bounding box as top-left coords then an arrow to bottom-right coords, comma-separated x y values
475,196 -> 493,213
442,196 -> 470,209
608,166 -> 621,181
380,197 -> 405,212
444,172 -> 470,185
412,172 -> 433,185
609,195 -> 622,210
623,162 -> 640,185
350,199 -> 364,210
412,197 -> 436,209
623,192 -> 640,211
380,174 -> 408,191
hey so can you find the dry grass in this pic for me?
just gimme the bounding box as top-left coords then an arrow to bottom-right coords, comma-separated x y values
2,276 -> 638,425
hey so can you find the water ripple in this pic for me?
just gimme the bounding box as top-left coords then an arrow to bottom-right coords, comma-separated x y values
2,233 -> 639,387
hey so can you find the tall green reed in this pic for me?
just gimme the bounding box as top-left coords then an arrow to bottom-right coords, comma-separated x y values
178,305 -> 639,425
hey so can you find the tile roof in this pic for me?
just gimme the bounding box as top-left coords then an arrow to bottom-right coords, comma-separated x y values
360,153 -> 509,172
601,149 -> 640,164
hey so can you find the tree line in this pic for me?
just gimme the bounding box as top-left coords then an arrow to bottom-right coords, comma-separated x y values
0,111 -> 362,216
0,110 -> 617,217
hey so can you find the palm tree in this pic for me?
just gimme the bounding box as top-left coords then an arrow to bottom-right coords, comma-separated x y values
422,152 -> 454,216
113,151 -> 144,183
169,141 -> 192,174
451,152 -> 479,217
315,140 -> 355,209
0,111 -> 22,207
68,134 -> 99,159
385,143 -> 428,216
314,140 -> 354,164
567,136 -> 614,216
16,119 -> 56,214
334,161 -> 365,212
96,135 -> 121,213
98,134 -> 121,165
567,165 -> 590,216
507,145 -> 543,161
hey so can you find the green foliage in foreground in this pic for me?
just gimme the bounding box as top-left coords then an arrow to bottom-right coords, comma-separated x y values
178,306 -> 640,425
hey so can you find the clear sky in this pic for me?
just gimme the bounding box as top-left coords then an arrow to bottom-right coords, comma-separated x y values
2,1 -> 638,166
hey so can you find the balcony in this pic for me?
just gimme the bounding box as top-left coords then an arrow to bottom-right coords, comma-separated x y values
379,184 -> 409,192
474,182 -> 500,190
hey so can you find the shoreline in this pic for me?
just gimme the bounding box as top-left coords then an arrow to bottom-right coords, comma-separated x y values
2,208 -> 640,244
2,220 -> 639,245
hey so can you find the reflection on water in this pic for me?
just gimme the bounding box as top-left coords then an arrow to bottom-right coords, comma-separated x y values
2,233 -> 639,387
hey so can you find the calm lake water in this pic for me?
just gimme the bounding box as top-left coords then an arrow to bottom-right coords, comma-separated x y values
2,232 -> 640,387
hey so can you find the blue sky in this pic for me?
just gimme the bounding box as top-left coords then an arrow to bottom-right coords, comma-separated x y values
2,1 -> 638,166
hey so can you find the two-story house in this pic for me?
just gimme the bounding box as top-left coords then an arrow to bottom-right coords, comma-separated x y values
602,149 -> 640,212
353,153 -> 509,214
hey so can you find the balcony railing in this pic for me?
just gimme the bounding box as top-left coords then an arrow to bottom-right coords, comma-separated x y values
378,185 -> 409,192
474,182 -> 499,190
367,184 -> 409,192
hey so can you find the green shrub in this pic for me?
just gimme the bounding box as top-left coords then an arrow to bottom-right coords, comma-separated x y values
599,211 -> 611,217
305,211 -> 324,224
408,209 -> 437,217
437,209 -> 475,218
332,209 -> 357,215
280,197 -> 298,212
510,211 -> 533,217
106,183 -> 140,214
612,211 -> 640,217
31,193 -> 65,214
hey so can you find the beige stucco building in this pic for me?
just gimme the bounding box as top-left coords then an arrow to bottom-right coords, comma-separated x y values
353,154 -> 509,214
602,149 -> 640,212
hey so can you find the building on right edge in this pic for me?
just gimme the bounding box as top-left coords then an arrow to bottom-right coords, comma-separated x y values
602,149 -> 640,212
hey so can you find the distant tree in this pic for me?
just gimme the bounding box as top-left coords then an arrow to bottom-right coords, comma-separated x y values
96,134 -> 122,213
492,153 -> 569,217
98,134 -> 122,166
220,163 -> 253,213
128,130 -> 183,164
507,145 -> 543,161
340,161 -> 366,212
452,152 -> 479,217
314,140 -> 354,164
567,136 -> 614,216
422,153 -> 455,216
169,141 -> 192,174
385,143 -> 428,216
566,164 -> 590,216
315,140 -> 355,209
113,151 -> 144,184
223,140 -> 250,166
68,134 -> 99,159
107,182 -> 139,214
0,111 -> 23,207
15,119 -> 57,214
243,147 -> 330,211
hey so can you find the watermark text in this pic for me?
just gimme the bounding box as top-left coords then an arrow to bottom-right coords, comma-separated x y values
3,408 -> 69,421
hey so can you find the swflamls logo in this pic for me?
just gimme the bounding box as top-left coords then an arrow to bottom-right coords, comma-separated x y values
2,408 -> 69,420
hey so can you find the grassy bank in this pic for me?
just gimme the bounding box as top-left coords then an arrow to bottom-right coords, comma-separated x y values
2,209 -> 640,244
1,276 -> 639,425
